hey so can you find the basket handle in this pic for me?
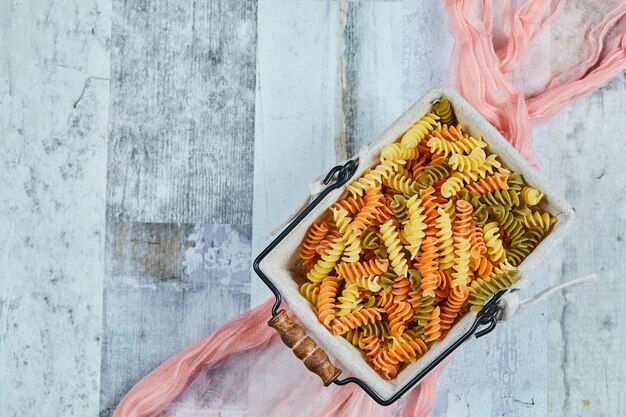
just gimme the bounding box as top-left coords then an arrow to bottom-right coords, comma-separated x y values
268,309 -> 342,386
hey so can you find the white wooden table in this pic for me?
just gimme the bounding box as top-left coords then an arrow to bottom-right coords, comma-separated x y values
1,1 -> 624,416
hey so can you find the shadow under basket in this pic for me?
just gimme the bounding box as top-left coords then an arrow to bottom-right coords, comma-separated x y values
253,86 -> 575,406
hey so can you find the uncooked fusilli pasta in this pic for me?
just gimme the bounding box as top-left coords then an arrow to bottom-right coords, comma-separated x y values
295,96 -> 555,380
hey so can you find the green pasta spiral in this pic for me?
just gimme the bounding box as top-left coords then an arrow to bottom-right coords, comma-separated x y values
418,161 -> 453,186
489,204 -> 525,241
380,270 -> 397,292
469,264 -> 520,312
472,205 -> 489,226
507,226 -> 545,266
507,172 -> 524,191
481,189 -> 521,207
390,194 -> 409,224
432,97 -> 455,125
361,227 -> 379,249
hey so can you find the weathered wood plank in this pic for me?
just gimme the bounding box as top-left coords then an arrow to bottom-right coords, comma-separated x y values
100,1 -> 257,414
337,0 -> 404,156
106,0 -> 257,225
251,0 -> 341,307
0,0 -> 111,416
99,223 -> 251,416
546,75 -> 626,416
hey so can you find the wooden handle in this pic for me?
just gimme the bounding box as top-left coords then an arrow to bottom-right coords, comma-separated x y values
268,309 -> 342,386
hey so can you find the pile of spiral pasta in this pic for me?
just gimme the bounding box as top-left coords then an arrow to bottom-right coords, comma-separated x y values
297,97 -> 556,380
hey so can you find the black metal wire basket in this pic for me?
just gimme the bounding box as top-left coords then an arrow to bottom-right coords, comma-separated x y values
253,160 -> 506,406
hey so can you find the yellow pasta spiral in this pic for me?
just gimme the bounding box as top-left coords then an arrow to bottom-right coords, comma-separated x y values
380,143 -> 420,162
337,258 -> 389,279
522,211 -> 556,231
521,186 -> 544,206
346,160 -> 405,197
440,171 -> 473,198
345,275 -> 382,292
402,195 -> 427,259
400,113 -> 440,149
382,173 -> 424,196
427,134 -> 487,157
300,283 -> 320,306
451,237 -> 472,287
468,154 -> 502,181
344,329 -> 366,349
332,208 -> 361,263
336,282 -> 360,316
482,222 -> 506,265
306,237 -> 346,283
435,206 -> 455,270
449,147 -> 486,173
380,219 -> 409,276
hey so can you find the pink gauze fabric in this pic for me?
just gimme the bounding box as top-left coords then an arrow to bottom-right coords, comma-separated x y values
113,1 -> 625,416
445,0 -> 626,167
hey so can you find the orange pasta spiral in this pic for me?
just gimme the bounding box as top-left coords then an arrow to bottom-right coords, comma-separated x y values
331,195 -> 366,216
332,308 -> 383,335
439,283 -> 470,335
424,306 -> 442,342
377,290 -> 395,313
407,288 -> 421,310
391,275 -> 411,303
317,276 -> 340,328
419,237 -> 439,297
373,337 -> 428,377
351,187 -> 384,235
299,221 -> 329,262
472,255 -> 493,278
469,224 -> 487,260
362,335 -> 382,359
464,174 -> 509,195
430,124 -> 463,142
388,301 -> 413,337
372,195 -> 396,225
454,200 -> 473,241
419,186 -> 439,237
337,259 -> 389,279
408,153 -> 429,178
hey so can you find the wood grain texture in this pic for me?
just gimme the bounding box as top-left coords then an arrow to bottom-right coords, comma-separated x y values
251,0 -> 340,307
546,75 -> 626,416
100,1 -> 257,414
0,0 -> 110,416
99,223 -> 252,415
106,0 -> 257,225
2,0 -> 625,415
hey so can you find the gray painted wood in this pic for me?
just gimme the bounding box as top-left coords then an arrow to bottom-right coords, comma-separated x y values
99,223 -> 251,416
546,75 -> 626,416
99,0 -> 257,415
106,0 -> 257,225
0,0 -> 110,416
